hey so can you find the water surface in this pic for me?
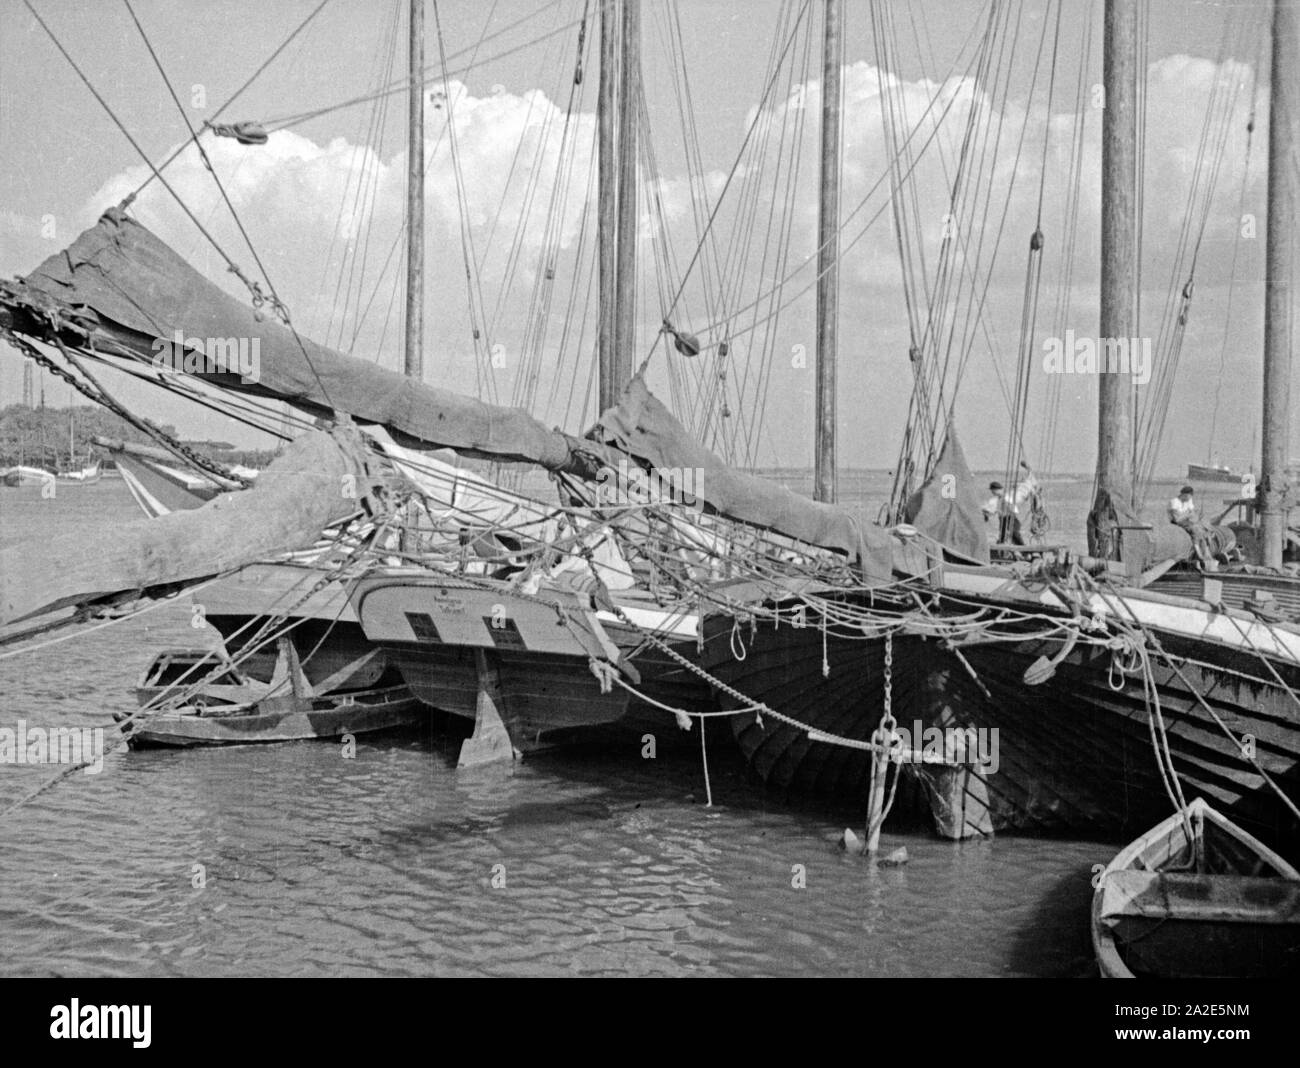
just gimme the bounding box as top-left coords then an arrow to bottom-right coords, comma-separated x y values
0,477 -> 1153,976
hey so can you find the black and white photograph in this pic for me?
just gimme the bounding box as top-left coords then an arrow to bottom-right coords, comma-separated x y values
0,0 -> 1295,1017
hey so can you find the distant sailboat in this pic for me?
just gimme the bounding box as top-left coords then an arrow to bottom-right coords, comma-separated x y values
1,464 -> 55,488
54,461 -> 102,485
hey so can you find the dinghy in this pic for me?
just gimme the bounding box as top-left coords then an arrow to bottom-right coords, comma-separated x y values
120,648 -> 424,749
1092,797 -> 1300,978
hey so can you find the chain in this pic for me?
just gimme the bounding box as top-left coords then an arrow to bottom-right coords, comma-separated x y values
6,328 -> 101,406
5,325 -> 252,488
882,629 -> 895,729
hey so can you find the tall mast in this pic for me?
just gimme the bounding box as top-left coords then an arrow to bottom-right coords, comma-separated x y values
1261,0 -> 1297,568
613,0 -> 640,404
597,0 -> 618,412
404,0 -> 425,380
1087,0 -> 1137,555
596,0 -> 638,413
814,0 -> 842,504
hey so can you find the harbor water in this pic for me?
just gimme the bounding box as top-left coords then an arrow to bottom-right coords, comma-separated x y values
0,472 -> 1201,976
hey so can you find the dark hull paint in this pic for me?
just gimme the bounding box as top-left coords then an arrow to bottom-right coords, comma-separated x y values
121,686 -> 423,748
699,594 -> 1300,856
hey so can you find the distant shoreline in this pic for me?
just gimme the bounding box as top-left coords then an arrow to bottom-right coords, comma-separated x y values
741,467 -> 1194,483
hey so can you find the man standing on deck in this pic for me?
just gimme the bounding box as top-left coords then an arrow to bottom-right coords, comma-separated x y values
1168,485 -> 1216,568
983,462 -> 1039,545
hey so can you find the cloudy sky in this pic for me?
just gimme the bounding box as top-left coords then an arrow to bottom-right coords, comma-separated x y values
0,0 -> 1288,477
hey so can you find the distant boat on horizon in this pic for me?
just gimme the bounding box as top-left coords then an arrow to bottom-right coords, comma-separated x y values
55,459 -> 103,485
0,464 -> 55,487
1187,461 -> 1246,484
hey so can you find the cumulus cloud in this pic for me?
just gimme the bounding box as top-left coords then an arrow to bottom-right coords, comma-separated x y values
53,51 -> 1268,470
708,51 -> 1267,471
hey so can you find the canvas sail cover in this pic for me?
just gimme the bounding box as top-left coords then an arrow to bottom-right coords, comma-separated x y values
903,427 -> 990,564
595,376 -> 895,580
0,427 -> 368,626
4,211 -> 898,579
12,208 -> 575,469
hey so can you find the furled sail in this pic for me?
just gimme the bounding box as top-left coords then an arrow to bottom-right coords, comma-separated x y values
595,375 -> 894,579
1,210 -> 902,586
4,208 -> 583,470
0,426 -> 372,626
902,427 -> 990,564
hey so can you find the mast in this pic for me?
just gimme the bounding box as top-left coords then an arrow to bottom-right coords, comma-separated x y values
814,0 -> 842,504
597,0 -> 619,412
596,0 -> 638,413
1087,0 -> 1138,555
404,0 -> 425,380
1261,0 -> 1297,568
613,0 -> 639,405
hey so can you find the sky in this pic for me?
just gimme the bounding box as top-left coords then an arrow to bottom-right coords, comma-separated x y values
0,0 -> 1291,477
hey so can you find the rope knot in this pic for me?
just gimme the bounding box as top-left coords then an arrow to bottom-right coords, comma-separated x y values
588,658 -> 617,694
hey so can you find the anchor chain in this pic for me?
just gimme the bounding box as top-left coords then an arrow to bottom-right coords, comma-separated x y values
5,326 -> 253,488
864,631 -> 903,849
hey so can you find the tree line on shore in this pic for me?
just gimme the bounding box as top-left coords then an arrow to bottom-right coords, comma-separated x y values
0,404 -> 279,471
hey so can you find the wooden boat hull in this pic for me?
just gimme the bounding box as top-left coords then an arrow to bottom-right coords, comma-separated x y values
127,647 -> 422,748
201,563 -> 394,693
915,568 -> 1300,852
700,610 -> 923,795
121,685 -> 423,748
1093,798 -> 1300,978
952,620 -> 1300,853
700,580 -> 1300,852
1,465 -> 55,487
350,572 -> 715,753
697,598 -> 982,835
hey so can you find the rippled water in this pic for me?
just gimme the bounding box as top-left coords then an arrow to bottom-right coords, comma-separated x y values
0,478 -> 1136,976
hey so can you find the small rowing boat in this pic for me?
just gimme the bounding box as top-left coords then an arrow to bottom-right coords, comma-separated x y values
1092,797 -> 1300,978
120,648 -> 425,748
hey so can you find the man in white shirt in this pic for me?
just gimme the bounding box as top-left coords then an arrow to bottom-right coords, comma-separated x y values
1168,485 -> 1215,567
1168,485 -> 1197,525
984,463 -> 1040,545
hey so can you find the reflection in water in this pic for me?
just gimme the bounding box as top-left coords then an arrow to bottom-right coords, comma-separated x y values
0,480 -> 1113,976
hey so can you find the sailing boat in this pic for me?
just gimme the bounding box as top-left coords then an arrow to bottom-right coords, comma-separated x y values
108,1 -> 613,734
0,201 -> 912,747
1,390 -> 56,487
686,0 -> 988,839
0,1 -> 839,763
696,0 -> 1300,858
1,416 -> 98,485
345,0 -> 722,762
917,0 -> 1300,854
54,408 -> 102,484
170,0 -> 443,713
